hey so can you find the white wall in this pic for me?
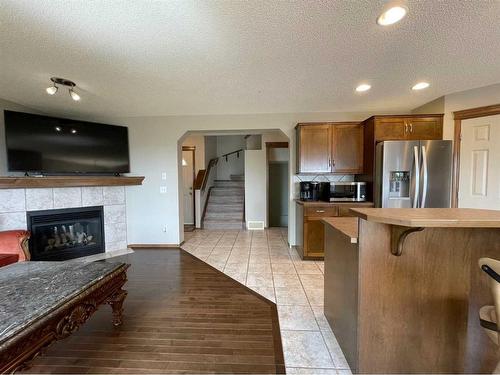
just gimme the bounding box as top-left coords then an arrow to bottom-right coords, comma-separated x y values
119,111 -> 372,246
204,136 -> 217,168
244,149 -> 267,227
0,98 -> 42,175
216,135 -> 246,180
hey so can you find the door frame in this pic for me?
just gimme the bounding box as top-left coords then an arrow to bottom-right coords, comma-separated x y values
182,146 -> 196,226
452,103 -> 500,207
266,142 -> 289,227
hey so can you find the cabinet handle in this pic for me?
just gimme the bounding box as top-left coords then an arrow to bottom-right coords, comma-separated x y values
316,210 -> 325,213
410,122 -> 413,133
328,157 -> 331,168
405,122 -> 409,134
332,159 -> 335,167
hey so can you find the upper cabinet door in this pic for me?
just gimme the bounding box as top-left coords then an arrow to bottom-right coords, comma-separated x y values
406,117 -> 443,140
296,124 -> 332,173
331,123 -> 364,174
374,118 -> 408,141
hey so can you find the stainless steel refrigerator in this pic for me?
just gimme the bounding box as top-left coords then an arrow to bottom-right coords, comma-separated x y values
375,140 -> 453,208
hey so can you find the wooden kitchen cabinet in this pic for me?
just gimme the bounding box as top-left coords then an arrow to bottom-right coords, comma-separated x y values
296,124 -> 332,173
331,123 -> 364,174
406,117 -> 443,140
361,114 -> 444,179
371,115 -> 444,142
296,122 -> 364,174
373,117 -> 407,141
295,201 -> 373,259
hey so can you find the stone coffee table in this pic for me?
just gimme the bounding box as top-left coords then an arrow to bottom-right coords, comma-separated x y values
0,260 -> 129,373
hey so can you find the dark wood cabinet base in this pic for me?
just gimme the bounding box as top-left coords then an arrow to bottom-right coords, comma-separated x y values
0,265 -> 129,374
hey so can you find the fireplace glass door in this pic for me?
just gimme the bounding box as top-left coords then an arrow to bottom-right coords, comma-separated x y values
27,206 -> 105,261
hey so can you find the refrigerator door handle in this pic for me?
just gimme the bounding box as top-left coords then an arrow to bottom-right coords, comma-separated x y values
421,145 -> 428,208
413,146 -> 420,208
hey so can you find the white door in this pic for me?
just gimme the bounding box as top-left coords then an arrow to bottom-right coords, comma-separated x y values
459,114 -> 500,209
182,150 -> 195,224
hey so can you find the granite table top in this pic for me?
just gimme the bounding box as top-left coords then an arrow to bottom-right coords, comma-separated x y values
0,260 -> 126,345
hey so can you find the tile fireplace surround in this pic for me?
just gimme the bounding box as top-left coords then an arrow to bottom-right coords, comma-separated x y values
0,186 -> 127,252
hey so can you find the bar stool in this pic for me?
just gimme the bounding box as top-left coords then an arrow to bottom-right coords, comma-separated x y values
479,258 -> 500,373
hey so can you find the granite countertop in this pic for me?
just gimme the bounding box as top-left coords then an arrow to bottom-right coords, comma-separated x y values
295,199 -> 374,206
350,208 -> 500,228
0,260 -> 126,345
322,217 -> 359,243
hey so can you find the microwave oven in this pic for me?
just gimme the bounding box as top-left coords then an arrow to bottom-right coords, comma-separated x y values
321,182 -> 367,202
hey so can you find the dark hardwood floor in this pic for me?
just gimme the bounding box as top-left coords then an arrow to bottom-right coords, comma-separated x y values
25,249 -> 285,374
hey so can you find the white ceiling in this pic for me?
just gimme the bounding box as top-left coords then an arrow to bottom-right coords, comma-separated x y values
1,0 -> 500,118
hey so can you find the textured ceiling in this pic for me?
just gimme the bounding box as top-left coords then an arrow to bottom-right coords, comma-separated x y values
1,0 -> 500,118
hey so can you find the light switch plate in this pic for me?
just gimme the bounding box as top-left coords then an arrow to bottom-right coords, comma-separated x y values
160,186 -> 167,194
161,172 -> 167,180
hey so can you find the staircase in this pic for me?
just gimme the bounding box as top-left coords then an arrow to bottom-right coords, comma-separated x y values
203,175 -> 244,230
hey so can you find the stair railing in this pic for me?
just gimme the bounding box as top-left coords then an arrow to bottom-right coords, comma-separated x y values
193,148 -> 244,228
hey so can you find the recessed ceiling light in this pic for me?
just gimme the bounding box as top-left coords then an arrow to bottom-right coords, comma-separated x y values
71,129 -> 77,134
377,6 -> 407,26
355,84 -> 371,92
412,82 -> 430,90
55,126 -> 62,132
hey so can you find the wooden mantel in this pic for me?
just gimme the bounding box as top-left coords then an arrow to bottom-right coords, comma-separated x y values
0,176 -> 145,189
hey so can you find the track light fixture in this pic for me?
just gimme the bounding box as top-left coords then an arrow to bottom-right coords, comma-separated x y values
46,77 -> 81,102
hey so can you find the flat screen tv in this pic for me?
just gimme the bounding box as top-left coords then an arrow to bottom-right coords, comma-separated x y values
4,110 -> 130,174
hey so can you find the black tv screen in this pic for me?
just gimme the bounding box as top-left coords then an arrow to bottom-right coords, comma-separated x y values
4,111 -> 130,174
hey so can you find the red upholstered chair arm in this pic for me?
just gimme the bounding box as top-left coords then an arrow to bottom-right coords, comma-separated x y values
0,230 -> 31,261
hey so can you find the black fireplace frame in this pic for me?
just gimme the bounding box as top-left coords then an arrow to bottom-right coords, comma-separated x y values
26,206 -> 105,261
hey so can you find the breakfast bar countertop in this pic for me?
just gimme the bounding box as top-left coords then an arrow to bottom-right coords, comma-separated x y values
322,217 -> 358,243
350,208 -> 500,228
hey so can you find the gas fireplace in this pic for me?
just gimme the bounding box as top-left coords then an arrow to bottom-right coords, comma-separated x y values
27,206 -> 105,261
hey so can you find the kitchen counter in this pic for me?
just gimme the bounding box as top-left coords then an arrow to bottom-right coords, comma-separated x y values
351,207 -> 500,227
322,217 -> 358,243
295,201 -> 373,260
323,208 -> 500,373
294,199 -> 373,207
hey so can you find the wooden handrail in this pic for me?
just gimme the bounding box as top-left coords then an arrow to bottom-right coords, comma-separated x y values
194,170 -> 205,190
201,159 -> 218,192
197,148 -> 244,192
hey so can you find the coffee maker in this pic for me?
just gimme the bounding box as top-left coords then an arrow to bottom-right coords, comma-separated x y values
300,181 -> 320,201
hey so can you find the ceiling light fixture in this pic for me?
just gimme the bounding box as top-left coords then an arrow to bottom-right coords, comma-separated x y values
377,6 -> 407,26
46,77 -> 81,101
69,89 -> 81,101
412,82 -> 430,90
46,85 -> 58,95
355,84 -> 371,92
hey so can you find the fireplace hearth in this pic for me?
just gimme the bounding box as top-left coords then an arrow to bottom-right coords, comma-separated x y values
27,206 -> 105,261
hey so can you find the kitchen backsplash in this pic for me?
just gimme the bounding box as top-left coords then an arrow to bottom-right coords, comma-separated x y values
292,174 -> 355,199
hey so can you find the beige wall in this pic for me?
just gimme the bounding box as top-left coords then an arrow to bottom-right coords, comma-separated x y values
413,83 -> 500,140
181,134 -> 205,175
120,111 -> 373,246
442,83 -> 500,140
412,96 -> 445,115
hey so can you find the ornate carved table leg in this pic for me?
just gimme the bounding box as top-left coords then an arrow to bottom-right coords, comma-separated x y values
106,289 -> 127,326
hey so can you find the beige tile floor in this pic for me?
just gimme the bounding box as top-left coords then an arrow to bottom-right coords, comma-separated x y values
182,228 -> 352,374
